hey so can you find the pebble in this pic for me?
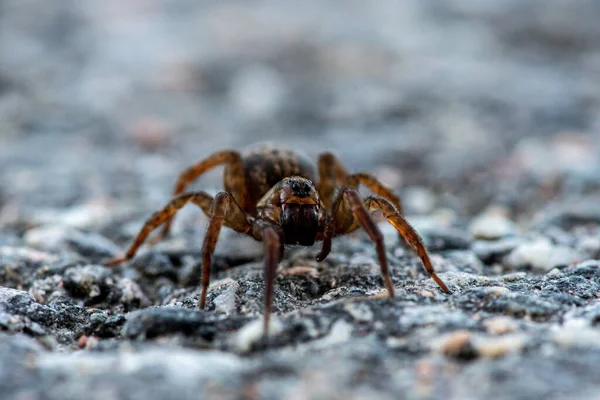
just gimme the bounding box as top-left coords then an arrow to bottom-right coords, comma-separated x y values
500,272 -> 527,282
423,229 -> 472,251
30,202 -> 114,230
434,329 -> 525,359
343,302 -> 374,323
433,330 -> 477,360
0,246 -> 59,263
552,319 -> 600,349
504,238 -> 579,271
0,287 -> 35,304
472,237 -> 523,264
577,236 -> 600,260
24,226 -> 120,259
403,186 -> 436,214
213,280 -> 239,315
469,207 -> 517,240
232,317 -> 283,353
311,320 -> 354,349
117,278 -> 151,308
483,317 -> 517,335
475,334 -> 526,358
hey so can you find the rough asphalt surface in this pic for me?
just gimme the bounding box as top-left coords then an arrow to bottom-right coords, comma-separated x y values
1,1 -> 600,399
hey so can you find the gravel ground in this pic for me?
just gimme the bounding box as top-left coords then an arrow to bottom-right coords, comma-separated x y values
1,1 -> 600,399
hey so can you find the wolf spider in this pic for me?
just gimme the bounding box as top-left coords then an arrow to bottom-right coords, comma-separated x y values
105,145 -> 449,333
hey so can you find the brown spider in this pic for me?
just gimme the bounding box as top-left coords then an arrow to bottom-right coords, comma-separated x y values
105,144 -> 449,332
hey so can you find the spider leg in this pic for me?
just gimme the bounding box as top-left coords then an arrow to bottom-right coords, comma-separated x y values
160,150 -> 247,240
330,188 -> 396,297
316,152 -> 349,260
250,219 -> 283,334
365,195 -> 450,293
316,153 -> 404,257
317,152 -> 349,209
344,173 -> 403,215
104,191 -> 214,266
317,153 -> 403,214
198,191 -> 251,308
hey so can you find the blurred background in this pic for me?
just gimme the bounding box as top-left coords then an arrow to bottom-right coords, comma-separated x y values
0,0 -> 599,226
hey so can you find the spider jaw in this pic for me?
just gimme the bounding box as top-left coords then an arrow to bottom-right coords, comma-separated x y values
280,202 -> 319,246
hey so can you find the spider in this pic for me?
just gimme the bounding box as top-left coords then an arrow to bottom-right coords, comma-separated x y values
105,144 -> 449,333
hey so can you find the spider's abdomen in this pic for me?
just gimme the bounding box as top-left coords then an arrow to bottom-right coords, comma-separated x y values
235,145 -> 316,211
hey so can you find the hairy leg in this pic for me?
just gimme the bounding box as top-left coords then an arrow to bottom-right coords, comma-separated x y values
160,150 -> 247,239
316,153 -> 404,259
317,153 -> 402,214
344,173 -> 403,215
315,152 -> 350,261
365,195 -> 449,293
326,188 -> 396,297
250,219 -> 283,334
104,191 -> 214,266
317,152 -> 349,210
198,191 -> 252,308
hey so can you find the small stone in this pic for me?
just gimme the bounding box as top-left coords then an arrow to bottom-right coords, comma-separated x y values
311,320 -> 354,349
117,278 -> 151,308
84,336 -> 100,349
433,271 -> 498,290
417,290 -> 435,298
505,238 -> 579,271
343,302 -> 374,323
232,317 -> 283,353
30,202 -> 113,229
213,281 -> 239,315
24,226 -> 120,260
0,246 -> 59,264
77,335 -> 88,349
500,272 -> 527,282
469,207 -> 517,240
280,266 -> 319,278
552,319 -> 600,349
472,237 -> 523,264
424,229 -> 472,251
64,231 -> 121,259
577,236 -> 600,260
433,330 -> 477,360
23,226 -> 71,252
0,287 -> 35,305
479,286 -> 512,296
403,186 -> 436,214
483,317 -> 517,335
62,265 -> 114,303
474,334 -> 525,358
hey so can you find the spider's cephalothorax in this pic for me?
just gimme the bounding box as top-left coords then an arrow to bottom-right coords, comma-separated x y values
105,144 -> 450,334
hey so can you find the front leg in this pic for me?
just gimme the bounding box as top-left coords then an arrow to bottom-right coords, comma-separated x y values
365,195 -> 449,293
197,191 -> 251,308
339,189 -> 396,297
250,218 -> 284,333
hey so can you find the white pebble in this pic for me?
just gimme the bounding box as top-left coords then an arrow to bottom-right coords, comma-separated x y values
213,284 -> 239,315
232,317 -> 283,353
506,238 -> 578,271
469,208 -> 516,240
